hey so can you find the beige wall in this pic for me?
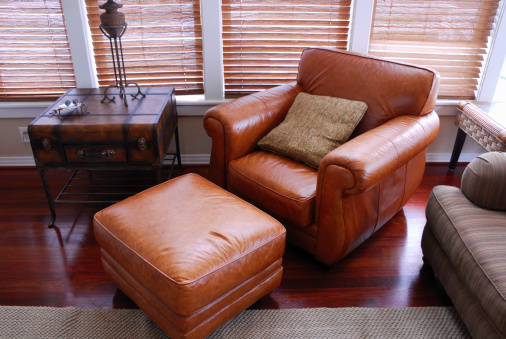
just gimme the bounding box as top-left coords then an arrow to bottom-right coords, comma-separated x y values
427,105 -> 485,158
1,118 -> 34,158
171,115 -> 212,155
0,103 -> 486,166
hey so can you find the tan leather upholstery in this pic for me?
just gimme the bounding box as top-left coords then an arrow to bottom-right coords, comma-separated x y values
228,151 -> 318,228
94,173 -> 286,338
204,47 -> 440,265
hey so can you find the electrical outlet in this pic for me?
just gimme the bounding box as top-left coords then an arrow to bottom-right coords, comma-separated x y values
19,127 -> 30,143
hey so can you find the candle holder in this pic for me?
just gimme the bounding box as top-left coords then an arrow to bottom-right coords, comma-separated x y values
99,0 -> 145,106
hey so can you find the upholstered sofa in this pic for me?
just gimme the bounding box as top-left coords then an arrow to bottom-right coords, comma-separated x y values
422,152 -> 506,338
204,47 -> 441,265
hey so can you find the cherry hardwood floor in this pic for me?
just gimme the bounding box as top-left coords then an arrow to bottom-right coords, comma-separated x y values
0,163 -> 466,310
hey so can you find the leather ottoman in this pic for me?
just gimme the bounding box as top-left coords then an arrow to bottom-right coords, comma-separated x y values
93,173 -> 286,339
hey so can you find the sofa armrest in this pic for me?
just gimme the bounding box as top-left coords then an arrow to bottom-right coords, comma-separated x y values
461,152 -> 506,210
203,82 -> 303,187
318,110 -> 440,196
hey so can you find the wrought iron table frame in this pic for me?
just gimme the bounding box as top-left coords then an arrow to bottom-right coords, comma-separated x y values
36,128 -> 182,227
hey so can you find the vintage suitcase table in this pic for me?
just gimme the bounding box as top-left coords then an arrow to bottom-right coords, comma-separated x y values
28,87 -> 182,226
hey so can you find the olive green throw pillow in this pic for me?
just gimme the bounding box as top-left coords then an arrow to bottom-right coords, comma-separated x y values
257,92 -> 368,168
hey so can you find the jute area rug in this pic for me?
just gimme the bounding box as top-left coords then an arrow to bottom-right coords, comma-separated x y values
0,305 -> 470,338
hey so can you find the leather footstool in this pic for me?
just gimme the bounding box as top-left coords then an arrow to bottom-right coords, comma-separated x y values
93,173 -> 286,339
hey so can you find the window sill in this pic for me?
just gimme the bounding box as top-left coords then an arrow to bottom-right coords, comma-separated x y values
0,95 -> 231,119
0,97 -> 478,119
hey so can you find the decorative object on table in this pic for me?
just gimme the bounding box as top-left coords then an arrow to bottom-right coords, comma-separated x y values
49,99 -> 89,118
98,0 -> 145,106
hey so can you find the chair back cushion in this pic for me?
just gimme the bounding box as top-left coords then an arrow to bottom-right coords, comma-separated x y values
297,48 -> 440,137
461,152 -> 506,211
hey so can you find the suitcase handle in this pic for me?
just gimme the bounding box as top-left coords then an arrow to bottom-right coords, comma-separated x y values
76,149 -> 116,159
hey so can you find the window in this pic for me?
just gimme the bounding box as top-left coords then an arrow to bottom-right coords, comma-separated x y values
493,56 -> 506,101
85,0 -> 203,95
0,0 -> 76,101
2,1 -> 505,102
221,0 -> 352,96
369,0 -> 502,99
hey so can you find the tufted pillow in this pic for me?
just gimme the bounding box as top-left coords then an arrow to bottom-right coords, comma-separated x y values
257,92 -> 368,168
461,152 -> 506,210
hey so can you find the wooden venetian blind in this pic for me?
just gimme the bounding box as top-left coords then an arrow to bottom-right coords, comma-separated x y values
369,0 -> 502,99
222,0 -> 352,96
0,0 -> 76,101
85,0 -> 203,94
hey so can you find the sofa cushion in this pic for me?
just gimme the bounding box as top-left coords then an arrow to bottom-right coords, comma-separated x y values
257,92 -> 367,168
461,152 -> 506,211
425,185 -> 506,335
227,151 -> 317,228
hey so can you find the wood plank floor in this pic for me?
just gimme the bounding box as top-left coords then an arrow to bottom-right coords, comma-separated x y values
0,163 -> 465,310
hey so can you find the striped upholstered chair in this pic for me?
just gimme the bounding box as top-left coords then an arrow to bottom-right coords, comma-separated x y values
422,152 -> 506,339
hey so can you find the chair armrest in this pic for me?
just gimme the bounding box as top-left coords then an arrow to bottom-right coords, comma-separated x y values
318,110 -> 440,196
203,82 -> 303,187
313,111 -> 439,264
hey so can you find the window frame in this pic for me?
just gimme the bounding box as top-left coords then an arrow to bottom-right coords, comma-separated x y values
366,0 -> 505,101
1,0 -> 505,112
220,0 -> 353,97
477,0 -> 506,101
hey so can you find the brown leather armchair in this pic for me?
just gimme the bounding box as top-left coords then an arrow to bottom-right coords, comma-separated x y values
203,48 -> 440,265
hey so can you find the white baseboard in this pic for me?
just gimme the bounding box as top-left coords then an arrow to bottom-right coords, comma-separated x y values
0,154 -> 211,167
174,154 -> 210,165
0,157 -> 36,167
425,152 -> 483,163
0,153 -> 483,167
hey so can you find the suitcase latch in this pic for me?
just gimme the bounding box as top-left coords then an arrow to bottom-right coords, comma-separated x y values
42,138 -> 51,151
138,137 -> 147,151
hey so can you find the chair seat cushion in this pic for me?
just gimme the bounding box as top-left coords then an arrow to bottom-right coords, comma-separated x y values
228,151 -> 317,228
425,185 -> 506,335
257,92 -> 367,168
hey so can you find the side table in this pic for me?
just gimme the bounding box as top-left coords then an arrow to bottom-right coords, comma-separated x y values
28,87 -> 182,226
449,101 -> 506,170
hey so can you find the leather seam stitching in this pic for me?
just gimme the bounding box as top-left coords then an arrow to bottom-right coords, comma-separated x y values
94,217 -> 286,287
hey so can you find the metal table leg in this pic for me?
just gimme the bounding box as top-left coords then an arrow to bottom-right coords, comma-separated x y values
174,125 -> 184,169
38,168 -> 56,227
449,128 -> 467,170
156,165 -> 162,184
